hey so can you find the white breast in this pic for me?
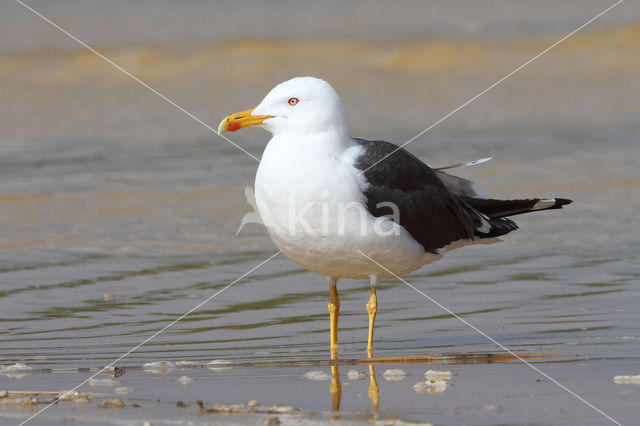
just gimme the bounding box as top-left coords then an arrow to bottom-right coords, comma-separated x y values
254,135 -> 436,279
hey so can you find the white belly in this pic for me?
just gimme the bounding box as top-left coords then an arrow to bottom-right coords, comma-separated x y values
254,136 -> 439,279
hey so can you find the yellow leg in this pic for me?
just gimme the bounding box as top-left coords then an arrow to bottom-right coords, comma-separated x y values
366,277 -> 380,412
328,280 -> 342,414
366,285 -> 377,354
328,281 -> 340,359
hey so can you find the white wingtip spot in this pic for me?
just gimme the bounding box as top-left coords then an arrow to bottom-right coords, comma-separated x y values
476,216 -> 491,233
472,157 -> 493,166
532,199 -> 556,211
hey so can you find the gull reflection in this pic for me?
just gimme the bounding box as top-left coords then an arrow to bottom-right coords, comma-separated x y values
367,348 -> 380,412
328,364 -> 380,415
330,364 -> 341,412
328,347 -> 380,415
368,364 -> 380,411
326,360 -> 453,415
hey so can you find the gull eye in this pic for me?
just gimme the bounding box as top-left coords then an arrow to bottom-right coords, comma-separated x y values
288,97 -> 299,106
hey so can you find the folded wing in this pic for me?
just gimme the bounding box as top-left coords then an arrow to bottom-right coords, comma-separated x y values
352,138 -> 572,254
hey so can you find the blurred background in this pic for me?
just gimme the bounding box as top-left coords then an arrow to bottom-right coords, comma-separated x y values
1,1 -> 639,425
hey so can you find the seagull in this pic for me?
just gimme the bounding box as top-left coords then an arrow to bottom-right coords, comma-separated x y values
218,76 -> 571,358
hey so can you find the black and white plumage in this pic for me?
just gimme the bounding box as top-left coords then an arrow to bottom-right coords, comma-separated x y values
218,76 -> 572,353
218,76 -> 571,279
353,138 -> 570,253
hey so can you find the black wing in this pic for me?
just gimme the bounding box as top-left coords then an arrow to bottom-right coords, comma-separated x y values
460,197 -> 572,219
352,139 -> 498,253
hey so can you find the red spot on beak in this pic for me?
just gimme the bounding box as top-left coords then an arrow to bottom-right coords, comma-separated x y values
218,109 -> 273,133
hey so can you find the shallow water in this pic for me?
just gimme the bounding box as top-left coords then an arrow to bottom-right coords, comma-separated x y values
1,1 -> 640,425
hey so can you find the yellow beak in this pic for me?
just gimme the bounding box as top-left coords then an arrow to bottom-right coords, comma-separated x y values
217,108 -> 274,133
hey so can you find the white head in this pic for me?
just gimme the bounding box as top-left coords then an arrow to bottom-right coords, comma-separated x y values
218,77 -> 349,137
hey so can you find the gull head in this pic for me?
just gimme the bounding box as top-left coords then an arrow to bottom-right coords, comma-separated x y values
218,76 -> 348,136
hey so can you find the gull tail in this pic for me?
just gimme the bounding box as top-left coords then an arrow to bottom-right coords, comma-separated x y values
462,197 -> 572,239
463,197 -> 572,219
